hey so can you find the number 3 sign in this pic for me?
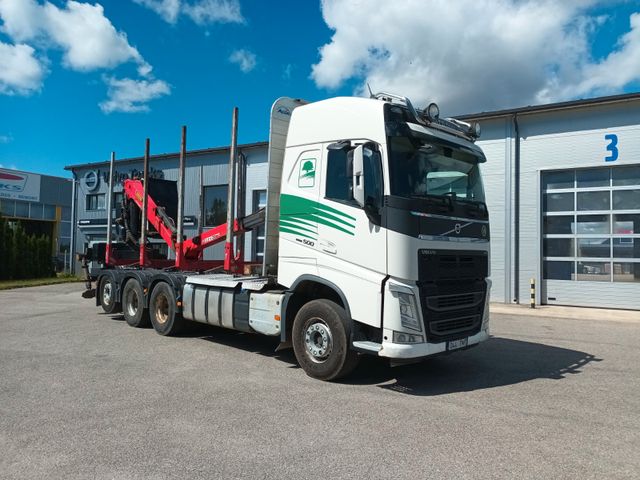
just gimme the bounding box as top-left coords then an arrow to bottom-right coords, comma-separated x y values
605,134 -> 619,162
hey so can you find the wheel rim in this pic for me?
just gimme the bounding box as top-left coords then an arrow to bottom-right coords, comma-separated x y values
154,292 -> 169,325
102,281 -> 112,306
126,288 -> 139,317
304,318 -> 333,363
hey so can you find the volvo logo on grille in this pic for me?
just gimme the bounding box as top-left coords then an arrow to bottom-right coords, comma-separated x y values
454,223 -> 462,234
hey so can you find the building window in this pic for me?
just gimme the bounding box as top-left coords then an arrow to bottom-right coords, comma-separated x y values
0,199 -> 15,216
43,204 -> 56,220
542,166 -> 640,283
203,185 -> 228,227
252,190 -> 266,261
29,203 -> 43,219
113,192 -> 124,208
86,194 -> 106,211
112,192 -> 124,216
61,206 -> 71,221
15,201 -> 29,218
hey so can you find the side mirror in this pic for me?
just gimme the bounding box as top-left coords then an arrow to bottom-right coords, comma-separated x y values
85,247 -> 94,260
352,145 -> 365,208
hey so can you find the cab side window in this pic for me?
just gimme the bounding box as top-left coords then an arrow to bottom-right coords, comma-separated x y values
325,148 -> 356,205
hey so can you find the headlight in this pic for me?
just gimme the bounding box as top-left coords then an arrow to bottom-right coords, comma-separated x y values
426,102 -> 440,120
397,291 -> 422,332
393,331 -> 424,344
469,121 -> 481,139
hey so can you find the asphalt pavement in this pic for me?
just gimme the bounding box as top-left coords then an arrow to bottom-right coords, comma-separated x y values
0,283 -> 639,479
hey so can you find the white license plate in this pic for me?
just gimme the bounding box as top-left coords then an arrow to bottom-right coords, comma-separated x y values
447,338 -> 468,351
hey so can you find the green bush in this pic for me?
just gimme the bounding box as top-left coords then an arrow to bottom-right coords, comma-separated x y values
0,216 -> 54,280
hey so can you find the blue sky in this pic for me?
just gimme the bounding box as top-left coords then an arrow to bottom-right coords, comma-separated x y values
1,0 -> 639,177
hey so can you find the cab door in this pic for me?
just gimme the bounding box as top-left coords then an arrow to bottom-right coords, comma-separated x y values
315,140 -> 387,326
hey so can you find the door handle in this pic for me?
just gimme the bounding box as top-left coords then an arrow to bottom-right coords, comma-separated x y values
319,239 -> 337,254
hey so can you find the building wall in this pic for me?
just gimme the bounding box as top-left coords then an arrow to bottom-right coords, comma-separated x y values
0,169 -> 72,268
476,100 -> 640,310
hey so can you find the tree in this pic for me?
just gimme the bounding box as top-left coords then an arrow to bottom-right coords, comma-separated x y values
302,160 -> 314,177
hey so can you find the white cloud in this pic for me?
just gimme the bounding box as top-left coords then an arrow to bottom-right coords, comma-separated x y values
311,0 -> 640,114
0,41 -> 45,95
0,0 -> 43,41
43,1 -> 146,72
184,0 -> 244,25
0,0 -> 148,72
229,48 -> 256,72
573,12 -> 640,96
99,77 -> 171,113
0,0 -> 167,111
0,164 -> 18,169
0,134 -> 14,143
134,0 -> 244,25
282,63 -> 293,80
132,0 -> 181,23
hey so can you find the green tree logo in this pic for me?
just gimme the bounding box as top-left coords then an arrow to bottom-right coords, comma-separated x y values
298,158 -> 316,187
302,160 -> 315,178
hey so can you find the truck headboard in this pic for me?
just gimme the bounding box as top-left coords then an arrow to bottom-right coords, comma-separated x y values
262,97 -> 307,276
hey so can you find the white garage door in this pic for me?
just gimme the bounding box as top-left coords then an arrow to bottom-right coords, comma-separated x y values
542,165 -> 640,310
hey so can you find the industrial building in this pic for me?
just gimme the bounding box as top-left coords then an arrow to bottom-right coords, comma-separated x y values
463,92 -> 640,310
65,142 -> 270,269
66,92 -> 640,310
0,167 -> 73,269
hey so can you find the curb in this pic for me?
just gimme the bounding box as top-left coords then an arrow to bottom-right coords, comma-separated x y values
490,303 -> 640,323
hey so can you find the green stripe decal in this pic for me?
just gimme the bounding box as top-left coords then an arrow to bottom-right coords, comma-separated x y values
281,194 -> 356,221
280,193 -> 356,236
279,226 -> 316,240
279,219 -> 317,234
313,202 -> 356,222
310,215 -> 354,235
311,208 -> 354,229
280,215 -> 317,229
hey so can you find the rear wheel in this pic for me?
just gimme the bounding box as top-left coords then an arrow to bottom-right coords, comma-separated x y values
99,276 -> 120,314
122,279 -> 150,328
292,299 -> 359,381
149,282 -> 184,336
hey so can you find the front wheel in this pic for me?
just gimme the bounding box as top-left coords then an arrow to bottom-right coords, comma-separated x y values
149,282 -> 184,336
292,299 -> 359,381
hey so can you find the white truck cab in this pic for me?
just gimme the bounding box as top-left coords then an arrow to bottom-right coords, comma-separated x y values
267,94 -> 490,373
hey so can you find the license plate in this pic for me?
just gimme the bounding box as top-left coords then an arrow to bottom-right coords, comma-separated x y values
447,338 -> 468,351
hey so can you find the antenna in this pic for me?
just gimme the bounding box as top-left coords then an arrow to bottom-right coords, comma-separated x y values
367,83 -> 374,98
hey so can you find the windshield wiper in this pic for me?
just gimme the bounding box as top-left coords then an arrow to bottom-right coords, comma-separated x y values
457,199 -> 488,218
409,194 -> 454,211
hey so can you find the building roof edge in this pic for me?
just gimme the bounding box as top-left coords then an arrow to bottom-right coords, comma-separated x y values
456,91 -> 640,121
64,141 -> 269,171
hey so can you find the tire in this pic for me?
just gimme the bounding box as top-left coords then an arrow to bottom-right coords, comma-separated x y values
122,279 -> 150,328
149,282 -> 184,336
292,299 -> 360,381
99,275 -> 121,314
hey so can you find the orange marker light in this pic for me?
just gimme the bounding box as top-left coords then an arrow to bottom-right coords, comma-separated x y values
274,315 -> 281,321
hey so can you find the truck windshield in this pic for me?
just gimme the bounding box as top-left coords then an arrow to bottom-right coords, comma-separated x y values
387,136 -> 485,204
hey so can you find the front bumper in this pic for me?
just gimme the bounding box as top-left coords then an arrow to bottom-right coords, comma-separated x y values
378,327 -> 490,359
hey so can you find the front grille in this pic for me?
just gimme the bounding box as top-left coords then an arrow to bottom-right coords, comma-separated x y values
418,249 -> 488,342
430,315 -> 480,336
426,291 -> 484,311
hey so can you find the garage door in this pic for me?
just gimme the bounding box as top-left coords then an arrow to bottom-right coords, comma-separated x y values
542,165 -> 640,310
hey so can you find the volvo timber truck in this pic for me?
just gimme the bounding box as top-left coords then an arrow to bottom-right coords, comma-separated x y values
86,92 -> 491,381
